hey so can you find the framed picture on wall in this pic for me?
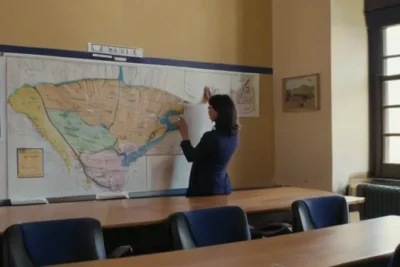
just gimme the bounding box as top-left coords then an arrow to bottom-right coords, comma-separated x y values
282,73 -> 320,112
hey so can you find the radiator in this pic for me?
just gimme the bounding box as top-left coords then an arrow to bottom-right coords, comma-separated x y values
357,183 -> 400,220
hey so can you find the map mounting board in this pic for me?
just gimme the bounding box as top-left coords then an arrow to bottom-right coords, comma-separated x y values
2,53 -> 260,200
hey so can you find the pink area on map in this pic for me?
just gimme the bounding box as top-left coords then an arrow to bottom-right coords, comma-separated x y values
80,150 -> 129,190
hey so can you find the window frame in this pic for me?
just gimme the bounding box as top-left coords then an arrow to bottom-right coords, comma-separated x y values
367,4 -> 400,178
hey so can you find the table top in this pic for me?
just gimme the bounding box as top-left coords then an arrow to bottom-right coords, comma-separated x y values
54,216 -> 398,267
0,187 -> 364,234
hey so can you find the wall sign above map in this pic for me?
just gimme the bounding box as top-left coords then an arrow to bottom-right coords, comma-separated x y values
88,43 -> 144,58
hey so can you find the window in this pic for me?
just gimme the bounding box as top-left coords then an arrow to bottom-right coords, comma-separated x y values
366,2 -> 400,178
383,25 -> 400,168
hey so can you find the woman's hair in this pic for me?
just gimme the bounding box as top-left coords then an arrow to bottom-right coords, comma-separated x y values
208,94 -> 240,136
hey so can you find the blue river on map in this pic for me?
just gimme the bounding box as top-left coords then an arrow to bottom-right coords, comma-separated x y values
121,110 -> 181,166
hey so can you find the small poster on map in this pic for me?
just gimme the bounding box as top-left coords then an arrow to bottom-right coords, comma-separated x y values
17,148 -> 44,178
230,74 -> 259,117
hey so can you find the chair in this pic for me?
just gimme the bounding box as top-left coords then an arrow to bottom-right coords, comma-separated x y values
2,218 -> 131,267
168,206 -> 251,250
292,195 -> 349,232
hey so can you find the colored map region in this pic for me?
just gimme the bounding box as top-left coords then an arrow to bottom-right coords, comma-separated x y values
8,68 -> 184,190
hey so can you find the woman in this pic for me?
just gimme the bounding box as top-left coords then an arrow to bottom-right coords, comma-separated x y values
177,94 -> 239,197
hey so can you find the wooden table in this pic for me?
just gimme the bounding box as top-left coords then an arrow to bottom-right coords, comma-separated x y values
54,216 -> 398,267
0,187 -> 364,234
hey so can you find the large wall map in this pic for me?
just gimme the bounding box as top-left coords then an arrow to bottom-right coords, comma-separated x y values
5,54 -> 259,199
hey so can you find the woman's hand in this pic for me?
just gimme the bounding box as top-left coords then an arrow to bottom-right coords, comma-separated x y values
177,116 -> 189,140
202,86 -> 212,103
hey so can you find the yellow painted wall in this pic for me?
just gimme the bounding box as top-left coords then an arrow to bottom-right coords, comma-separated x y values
0,0 -> 273,193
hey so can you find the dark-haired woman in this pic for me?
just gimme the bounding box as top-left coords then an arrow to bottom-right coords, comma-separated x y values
177,94 -> 239,197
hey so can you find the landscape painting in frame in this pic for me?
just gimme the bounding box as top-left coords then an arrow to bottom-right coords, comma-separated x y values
282,73 -> 320,112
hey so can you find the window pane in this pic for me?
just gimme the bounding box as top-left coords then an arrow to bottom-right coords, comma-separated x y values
384,57 -> 400,75
384,108 -> 400,133
384,136 -> 400,163
385,25 -> 400,56
384,80 -> 400,106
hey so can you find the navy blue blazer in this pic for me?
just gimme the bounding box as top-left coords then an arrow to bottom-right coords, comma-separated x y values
180,130 -> 238,197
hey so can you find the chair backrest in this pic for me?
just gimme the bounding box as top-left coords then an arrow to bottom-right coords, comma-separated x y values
292,195 -> 349,232
168,206 -> 251,250
2,218 -> 107,267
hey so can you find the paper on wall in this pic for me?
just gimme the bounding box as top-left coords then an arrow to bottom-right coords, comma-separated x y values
182,102 -> 213,147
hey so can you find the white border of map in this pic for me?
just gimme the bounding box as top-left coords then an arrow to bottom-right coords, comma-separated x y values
0,55 -> 6,142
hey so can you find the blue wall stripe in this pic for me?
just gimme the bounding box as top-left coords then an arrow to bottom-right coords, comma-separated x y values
0,44 -> 273,74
